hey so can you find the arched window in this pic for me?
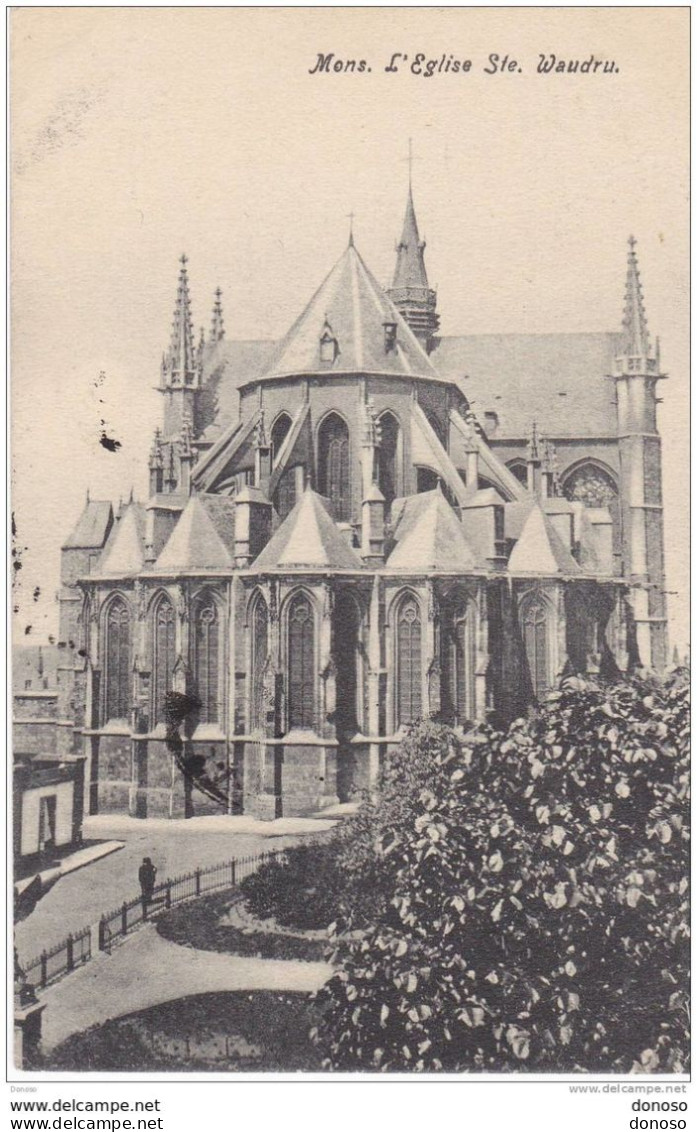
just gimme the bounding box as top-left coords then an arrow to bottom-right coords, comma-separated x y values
271,413 -> 292,467
152,595 -> 176,726
416,466 -> 439,494
562,462 -> 618,508
193,596 -> 220,724
287,593 -> 315,730
441,595 -> 476,724
274,467 -> 298,521
396,594 -> 422,727
521,594 -> 551,699
250,594 -> 268,732
104,597 -> 130,722
318,413 -> 350,521
334,591 -> 365,735
377,412 -> 400,506
562,461 -> 620,556
507,459 -> 528,487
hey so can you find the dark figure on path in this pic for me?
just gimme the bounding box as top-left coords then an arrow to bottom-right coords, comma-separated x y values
138,857 -> 157,908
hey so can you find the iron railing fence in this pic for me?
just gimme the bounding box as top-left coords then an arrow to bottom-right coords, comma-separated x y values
23,924 -> 92,990
21,848 -> 287,988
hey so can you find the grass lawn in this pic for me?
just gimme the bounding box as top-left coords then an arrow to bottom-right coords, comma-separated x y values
155,889 -> 331,961
44,991 -> 324,1072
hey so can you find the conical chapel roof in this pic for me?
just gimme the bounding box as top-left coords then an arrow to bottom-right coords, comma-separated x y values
253,487 -> 363,570
256,241 -> 440,384
387,489 -> 480,571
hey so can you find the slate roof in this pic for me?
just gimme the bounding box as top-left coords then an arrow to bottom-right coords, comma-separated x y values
252,242 -> 440,385
199,331 -> 621,443
153,495 -> 236,572
253,488 -> 363,571
62,500 -> 113,550
99,503 -> 147,575
387,489 -> 480,571
432,332 -> 622,439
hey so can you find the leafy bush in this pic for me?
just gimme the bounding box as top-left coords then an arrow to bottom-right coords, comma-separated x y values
240,721 -> 458,932
240,841 -> 345,931
312,668 -> 689,1073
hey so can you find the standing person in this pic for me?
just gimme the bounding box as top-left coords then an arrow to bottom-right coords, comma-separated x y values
138,856 -> 157,910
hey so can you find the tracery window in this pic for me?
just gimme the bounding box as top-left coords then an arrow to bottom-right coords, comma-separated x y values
562,463 -> 618,509
250,594 -> 268,732
193,597 -> 220,724
377,412 -> 400,507
396,594 -> 422,727
104,597 -> 130,722
441,595 -> 476,724
152,595 -> 176,726
318,413 -> 350,521
288,594 -> 315,730
521,595 -> 551,699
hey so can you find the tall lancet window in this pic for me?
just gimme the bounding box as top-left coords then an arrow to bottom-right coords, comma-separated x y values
396,594 -> 422,727
250,593 -> 268,733
521,594 -> 551,700
271,413 -> 292,467
441,594 -> 476,725
274,469 -> 297,521
287,593 -> 315,730
377,411 -> 400,507
104,597 -> 131,722
318,413 -> 350,521
152,595 -> 176,726
193,596 -> 220,724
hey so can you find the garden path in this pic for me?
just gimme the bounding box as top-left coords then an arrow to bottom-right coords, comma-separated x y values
39,924 -> 332,1053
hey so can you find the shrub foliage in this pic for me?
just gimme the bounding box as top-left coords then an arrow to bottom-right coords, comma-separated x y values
311,669 -> 689,1073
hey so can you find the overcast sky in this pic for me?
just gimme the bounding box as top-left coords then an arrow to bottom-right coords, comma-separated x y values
11,7 -> 689,651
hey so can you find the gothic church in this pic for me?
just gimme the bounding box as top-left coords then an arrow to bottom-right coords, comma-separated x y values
56,181 -> 668,818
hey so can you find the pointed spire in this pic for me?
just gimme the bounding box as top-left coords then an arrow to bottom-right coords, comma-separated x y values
393,182 -> 429,291
621,235 -> 651,357
210,287 -> 225,342
164,254 -> 197,384
386,146 -> 439,351
347,212 -> 355,248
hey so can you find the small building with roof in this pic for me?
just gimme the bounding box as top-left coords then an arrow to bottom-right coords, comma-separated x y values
54,181 -> 668,818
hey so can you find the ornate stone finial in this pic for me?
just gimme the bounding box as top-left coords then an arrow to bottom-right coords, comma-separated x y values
179,413 -> 194,458
621,234 -> 651,357
149,428 -> 163,470
253,409 -> 268,449
362,397 -> 380,447
527,421 -> 540,462
165,445 -> 177,491
210,287 -> 225,342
